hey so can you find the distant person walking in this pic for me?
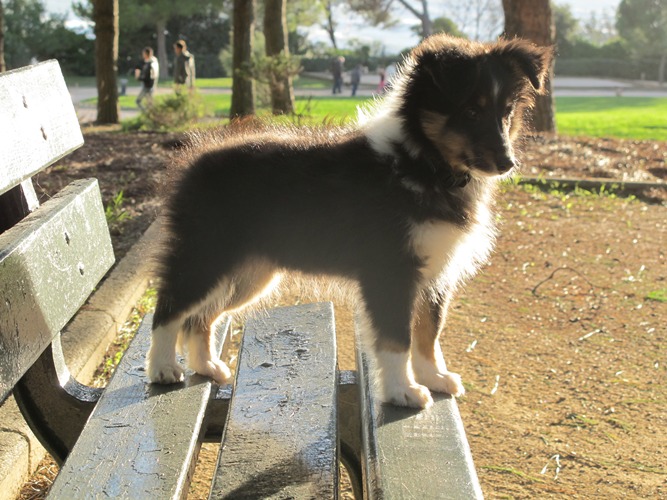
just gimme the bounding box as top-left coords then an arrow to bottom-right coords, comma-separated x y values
384,62 -> 398,91
350,63 -> 363,96
376,68 -> 386,94
331,56 -> 345,94
173,40 -> 195,90
135,47 -> 159,112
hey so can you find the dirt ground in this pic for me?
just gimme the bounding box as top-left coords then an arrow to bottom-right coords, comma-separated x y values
20,128 -> 666,499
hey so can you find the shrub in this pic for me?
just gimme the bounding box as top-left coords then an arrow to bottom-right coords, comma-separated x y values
125,91 -> 204,131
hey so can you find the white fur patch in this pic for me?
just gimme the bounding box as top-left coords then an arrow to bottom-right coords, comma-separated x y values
186,332 -> 231,384
411,346 -> 465,397
357,56 -> 422,159
410,220 -> 466,283
439,197 -> 496,289
374,350 -> 434,409
147,320 -> 184,384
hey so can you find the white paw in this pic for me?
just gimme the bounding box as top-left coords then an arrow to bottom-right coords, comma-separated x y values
190,358 -> 232,384
381,383 -> 434,409
417,370 -> 465,397
147,359 -> 185,384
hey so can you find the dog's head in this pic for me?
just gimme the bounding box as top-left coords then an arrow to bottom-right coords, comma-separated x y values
398,34 -> 552,178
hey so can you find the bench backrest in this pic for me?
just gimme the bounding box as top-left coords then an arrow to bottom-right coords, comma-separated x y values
0,61 -> 114,402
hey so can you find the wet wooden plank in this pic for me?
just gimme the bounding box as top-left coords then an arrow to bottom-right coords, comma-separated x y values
210,302 -> 338,499
0,60 -> 83,196
0,180 -> 113,402
48,314 -> 231,500
357,350 -> 484,500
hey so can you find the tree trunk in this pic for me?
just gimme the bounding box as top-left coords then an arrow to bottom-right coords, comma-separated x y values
502,0 -> 556,133
93,0 -> 119,124
264,0 -> 295,115
420,0 -> 432,38
396,0 -> 432,39
156,17 -> 168,80
325,0 -> 338,49
0,0 -> 6,72
230,0 -> 255,118
659,52 -> 666,86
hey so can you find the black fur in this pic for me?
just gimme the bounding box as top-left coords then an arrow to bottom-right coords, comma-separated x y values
150,34 -> 551,407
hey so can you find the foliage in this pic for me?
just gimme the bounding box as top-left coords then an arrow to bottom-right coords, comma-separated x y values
414,16 -> 466,39
249,52 -> 302,91
105,190 -> 131,234
92,287 -> 157,387
616,0 -> 667,59
3,0 -> 94,74
126,91 -> 204,131
646,289 -> 667,303
616,0 -> 667,81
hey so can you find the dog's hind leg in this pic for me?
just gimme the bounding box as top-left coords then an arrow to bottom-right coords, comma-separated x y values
147,316 -> 186,384
181,313 -> 232,384
148,260 -> 281,385
359,271 -> 434,409
183,261 -> 282,383
411,293 -> 465,397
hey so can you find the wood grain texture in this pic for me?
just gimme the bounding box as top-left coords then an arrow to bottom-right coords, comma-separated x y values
48,314 -> 231,500
0,60 -> 83,196
210,302 -> 338,499
358,349 -> 483,500
0,179 -> 113,402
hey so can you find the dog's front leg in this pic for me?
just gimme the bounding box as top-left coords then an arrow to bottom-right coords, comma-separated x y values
360,274 -> 433,409
410,293 -> 465,397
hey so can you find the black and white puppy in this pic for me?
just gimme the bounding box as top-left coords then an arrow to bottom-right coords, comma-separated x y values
147,35 -> 551,408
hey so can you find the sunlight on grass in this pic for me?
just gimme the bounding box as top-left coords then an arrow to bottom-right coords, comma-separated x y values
101,90 -> 667,141
556,97 -> 667,140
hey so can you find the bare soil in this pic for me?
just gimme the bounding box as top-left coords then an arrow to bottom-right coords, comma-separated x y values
20,128 -> 667,499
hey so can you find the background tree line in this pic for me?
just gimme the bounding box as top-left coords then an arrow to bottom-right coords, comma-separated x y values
0,0 -> 664,131
2,0 -> 665,81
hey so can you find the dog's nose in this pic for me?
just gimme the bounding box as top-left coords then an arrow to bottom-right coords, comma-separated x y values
495,153 -> 515,173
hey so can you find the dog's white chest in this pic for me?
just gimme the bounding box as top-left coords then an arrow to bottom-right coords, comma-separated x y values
410,221 -> 466,282
410,201 -> 495,286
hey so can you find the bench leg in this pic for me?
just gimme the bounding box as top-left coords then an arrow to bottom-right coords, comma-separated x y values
339,370 -> 364,500
13,335 -> 101,465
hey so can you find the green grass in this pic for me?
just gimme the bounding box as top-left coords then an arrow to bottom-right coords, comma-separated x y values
646,289 -> 667,302
87,86 -> 667,141
556,97 -> 667,140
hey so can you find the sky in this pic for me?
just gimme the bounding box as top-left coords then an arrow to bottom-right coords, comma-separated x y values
44,0 -> 622,54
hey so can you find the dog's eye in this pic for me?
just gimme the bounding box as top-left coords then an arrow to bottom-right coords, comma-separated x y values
465,107 -> 480,120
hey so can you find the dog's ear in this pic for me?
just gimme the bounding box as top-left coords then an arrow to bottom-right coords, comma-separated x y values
502,39 -> 553,92
413,49 -> 478,104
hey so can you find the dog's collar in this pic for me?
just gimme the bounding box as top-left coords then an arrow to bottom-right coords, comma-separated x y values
439,170 -> 472,189
389,142 -> 472,191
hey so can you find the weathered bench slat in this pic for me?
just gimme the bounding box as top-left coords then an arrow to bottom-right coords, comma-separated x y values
358,351 -> 483,500
0,60 -> 83,196
210,302 -> 339,499
0,179 -> 113,402
48,314 -> 231,499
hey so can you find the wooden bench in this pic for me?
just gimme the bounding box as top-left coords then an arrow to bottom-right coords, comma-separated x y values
0,60 -> 483,499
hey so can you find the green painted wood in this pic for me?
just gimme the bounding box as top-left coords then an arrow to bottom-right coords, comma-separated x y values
0,179 -> 114,402
357,350 -> 484,500
210,302 -> 338,499
0,60 -> 83,196
48,314 -> 231,500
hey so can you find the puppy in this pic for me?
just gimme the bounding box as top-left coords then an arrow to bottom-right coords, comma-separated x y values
147,34 -> 551,408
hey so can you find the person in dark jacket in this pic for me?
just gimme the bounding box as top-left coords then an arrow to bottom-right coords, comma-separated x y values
173,40 -> 195,90
135,47 -> 159,111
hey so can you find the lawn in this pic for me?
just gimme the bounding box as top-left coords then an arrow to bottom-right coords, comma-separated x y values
556,97 -> 667,141
93,88 -> 667,141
